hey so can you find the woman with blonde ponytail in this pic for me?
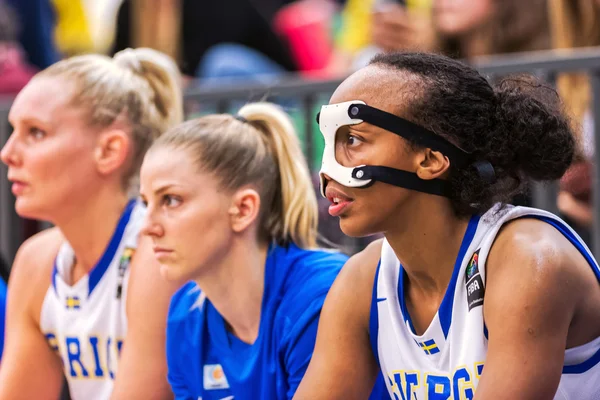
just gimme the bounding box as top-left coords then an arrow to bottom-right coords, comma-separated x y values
139,102 -> 348,399
0,47 -> 182,400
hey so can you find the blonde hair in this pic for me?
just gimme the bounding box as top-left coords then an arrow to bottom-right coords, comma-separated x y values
154,102 -> 318,249
549,0 -> 600,136
35,47 -> 183,192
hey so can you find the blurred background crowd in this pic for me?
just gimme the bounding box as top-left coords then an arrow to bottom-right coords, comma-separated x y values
1,0 -> 600,265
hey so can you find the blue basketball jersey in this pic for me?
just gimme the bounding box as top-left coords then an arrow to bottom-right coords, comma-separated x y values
166,243 -> 347,400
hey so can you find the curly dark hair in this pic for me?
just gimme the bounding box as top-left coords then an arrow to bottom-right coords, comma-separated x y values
369,52 -> 575,216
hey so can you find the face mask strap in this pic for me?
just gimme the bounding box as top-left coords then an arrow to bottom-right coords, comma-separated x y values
348,103 -> 471,166
352,165 -> 453,197
317,101 -> 496,199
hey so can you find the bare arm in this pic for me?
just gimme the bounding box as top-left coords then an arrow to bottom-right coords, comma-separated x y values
0,230 -> 64,400
294,240 -> 382,400
110,236 -> 180,400
475,220 -> 583,400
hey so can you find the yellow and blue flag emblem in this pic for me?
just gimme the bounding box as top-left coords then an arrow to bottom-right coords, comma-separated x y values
65,295 -> 81,310
419,339 -> 439,355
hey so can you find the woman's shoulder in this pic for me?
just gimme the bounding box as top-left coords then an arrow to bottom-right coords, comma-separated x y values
9,227 -> 64,321
486,216 -> 595,308
290,245 -> 349,270
282,245 -> 348,292
277,240 -> 382,320
12,227 -> 63,283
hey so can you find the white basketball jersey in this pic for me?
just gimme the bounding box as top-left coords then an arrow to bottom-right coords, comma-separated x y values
371,205 -> 600,400
40,200 -> 145,400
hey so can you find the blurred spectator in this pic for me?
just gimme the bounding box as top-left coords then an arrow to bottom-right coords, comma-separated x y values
113,0 -> 298,81
371,0 -> 435,52
52,0 -> 94,56
550,0 -> 600,229
5,0 -> 60,69
434,0 -> 550,59
331,0 -> 435,75
330,0 -> 550,76
0,1 -> 38,96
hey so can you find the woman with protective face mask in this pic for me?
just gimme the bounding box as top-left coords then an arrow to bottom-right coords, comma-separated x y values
295,52 -> 600,400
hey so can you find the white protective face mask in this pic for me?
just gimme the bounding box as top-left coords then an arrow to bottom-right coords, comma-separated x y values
317,100 -> 494,198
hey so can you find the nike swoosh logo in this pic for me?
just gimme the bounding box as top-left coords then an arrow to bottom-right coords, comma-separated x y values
376,297 -> 387,302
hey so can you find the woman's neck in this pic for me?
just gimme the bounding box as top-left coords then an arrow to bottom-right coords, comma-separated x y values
54,186 -> 129,280
194,236 -> 269,345
384,195 -> 471,297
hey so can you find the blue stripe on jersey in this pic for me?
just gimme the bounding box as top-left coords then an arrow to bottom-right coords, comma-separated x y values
88,199 -> 137,296
438,215 -> 480,338
369,261 -> 382,366
397,215 -> 480,338
524,215 -> 600,374
52,259 -> 58,294
397,269 -> 417,334
531,216 -> 600,281
563,347 -> 600,374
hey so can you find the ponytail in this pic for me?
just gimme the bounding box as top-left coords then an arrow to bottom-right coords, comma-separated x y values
238,103 -> 318,249
153,102 -> 318,248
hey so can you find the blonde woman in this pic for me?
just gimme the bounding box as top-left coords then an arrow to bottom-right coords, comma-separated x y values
139,103 -> 363,399
0,48 -> 182,399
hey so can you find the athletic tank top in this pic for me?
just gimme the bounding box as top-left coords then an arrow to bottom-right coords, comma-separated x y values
371,205 -> 600,400
40,200 -> 145,400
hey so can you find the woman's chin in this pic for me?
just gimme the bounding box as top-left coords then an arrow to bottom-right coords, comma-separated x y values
14,200 -> 47,221
340,218 -> 381,238
159,263 -> 180,282
339,218 -> 376,238
160,262 -> 194,285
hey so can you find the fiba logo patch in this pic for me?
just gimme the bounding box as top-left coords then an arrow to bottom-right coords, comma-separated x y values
203,364 -> 230,390
120,247 -> 135,264
465,249 -> 485,311
116,247 -> 135,299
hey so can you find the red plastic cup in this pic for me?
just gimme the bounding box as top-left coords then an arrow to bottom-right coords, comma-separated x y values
274,0 -> 335,77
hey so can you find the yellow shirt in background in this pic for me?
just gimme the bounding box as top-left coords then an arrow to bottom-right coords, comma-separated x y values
52,0 -> 123,55
52,0 -> 93,55
338,0 -> 432,54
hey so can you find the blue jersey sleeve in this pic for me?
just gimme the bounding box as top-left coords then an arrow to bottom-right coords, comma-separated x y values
166,282 -> 201,400
167,352 -> 195,400
279,250 -> 348,399
282,295 -> 327,399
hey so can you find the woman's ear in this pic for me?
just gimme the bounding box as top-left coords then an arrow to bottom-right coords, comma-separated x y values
416,149 -> 451,180
228,188 -> 261,233
94,128 -> 131,176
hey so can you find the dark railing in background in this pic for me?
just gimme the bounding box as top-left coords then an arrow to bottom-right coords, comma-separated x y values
3,47 -> 600,267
